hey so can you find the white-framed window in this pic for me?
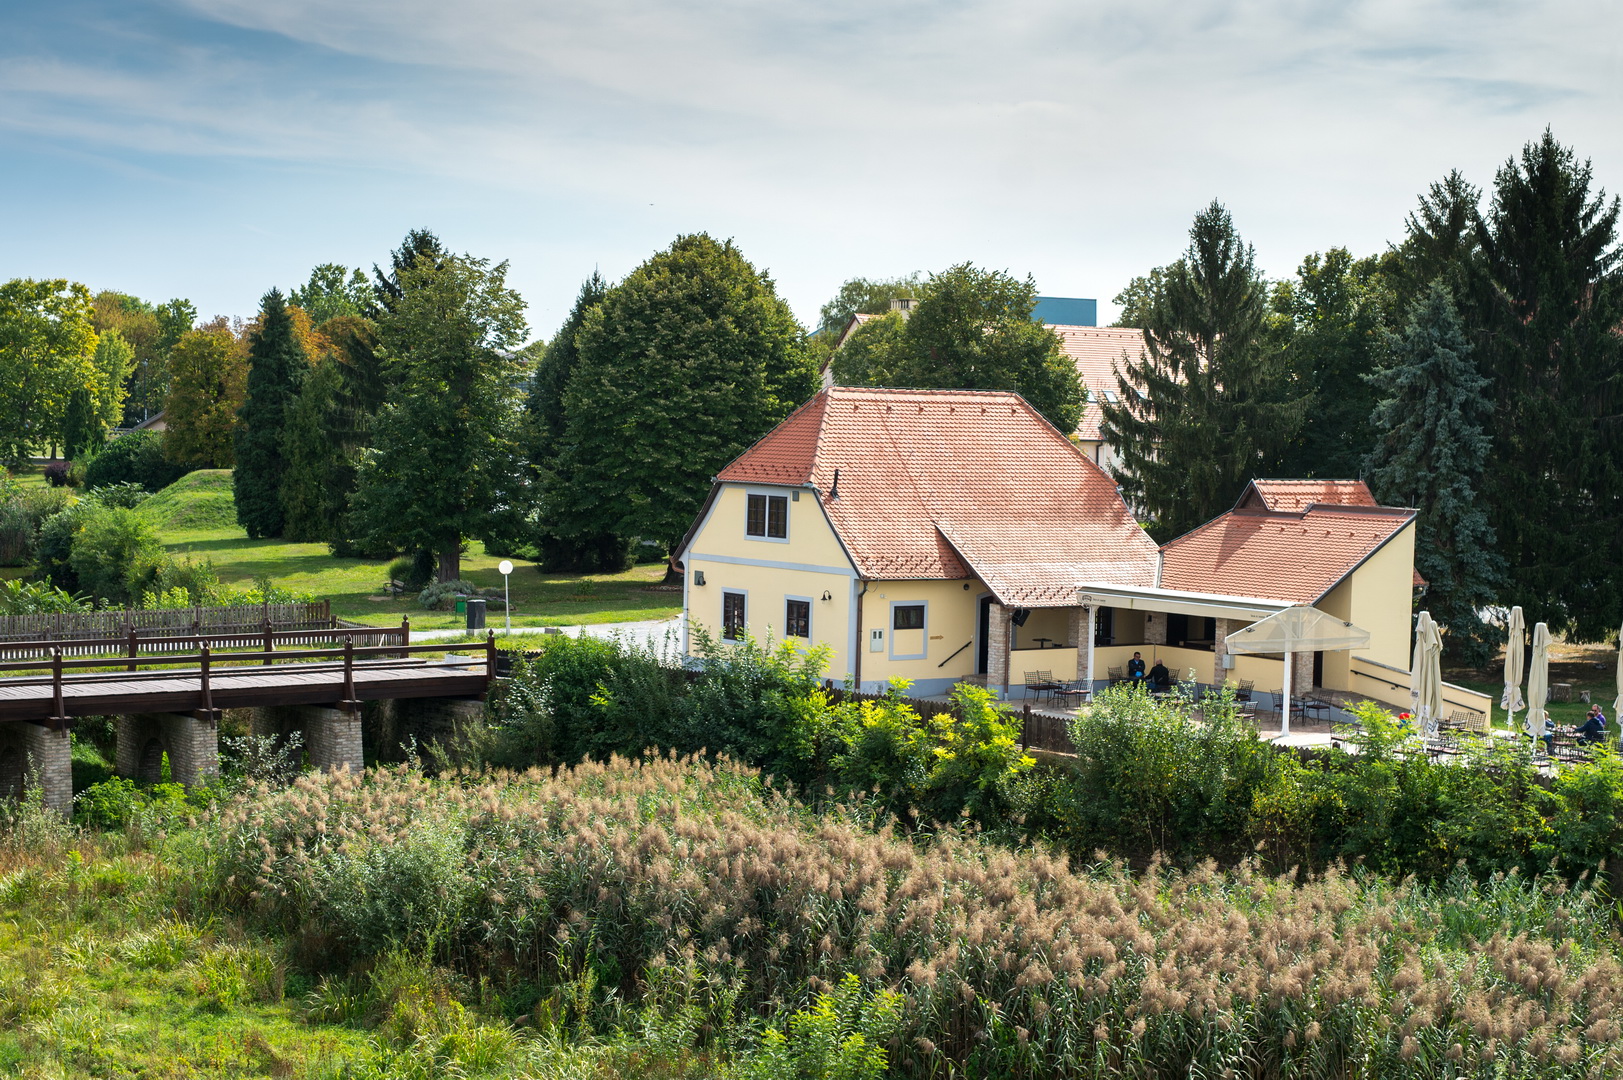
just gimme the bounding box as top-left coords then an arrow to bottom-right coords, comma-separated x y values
722,590 -> 747,640
785,597 -> 811,639
889,601 -> 927,660
745,491 -> 789,541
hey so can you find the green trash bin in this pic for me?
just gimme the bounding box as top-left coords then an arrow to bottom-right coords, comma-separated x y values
455,598 -> 466,614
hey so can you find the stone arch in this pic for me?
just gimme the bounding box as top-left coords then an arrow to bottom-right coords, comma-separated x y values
0,745 -> 22,801
137,737 -> 167,784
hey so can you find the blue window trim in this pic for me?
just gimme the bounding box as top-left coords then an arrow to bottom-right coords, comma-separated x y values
743,489 -> 790,544
784,595 -> 813,640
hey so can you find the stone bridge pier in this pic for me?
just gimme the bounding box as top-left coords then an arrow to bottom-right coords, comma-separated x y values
245,705 -> 364,773
0,723 -> 72,815
115,713 -> 220,787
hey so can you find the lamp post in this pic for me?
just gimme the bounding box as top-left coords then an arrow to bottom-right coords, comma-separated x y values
498,560 -> 513,633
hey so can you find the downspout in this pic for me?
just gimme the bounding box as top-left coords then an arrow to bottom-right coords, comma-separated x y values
853,578 -> 868,691
1155,550 -> 1164,588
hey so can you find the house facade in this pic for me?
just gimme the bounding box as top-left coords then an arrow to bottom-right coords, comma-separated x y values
677,391 -> 1492,719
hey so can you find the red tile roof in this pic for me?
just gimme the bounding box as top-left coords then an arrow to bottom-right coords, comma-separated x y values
1052,326 -> 1147,442
1236,478 -> 1379,513
1159,504 -> 1415,605
703,386 -> 1159,607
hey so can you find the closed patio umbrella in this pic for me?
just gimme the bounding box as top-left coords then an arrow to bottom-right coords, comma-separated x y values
1410,610 -> 1444,738
1501,606 -> 1526,730
1526,621 -> 1551,744
1612,620 -> 1623,741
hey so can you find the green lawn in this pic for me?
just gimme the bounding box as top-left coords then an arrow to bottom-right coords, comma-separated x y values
142,471 -> 681,629
1447,642 -> 1618,730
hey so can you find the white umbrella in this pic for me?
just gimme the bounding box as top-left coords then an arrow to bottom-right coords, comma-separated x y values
1612,619 -> 1623,738
1526,621 -> 1551,744
1225,606 -> 1370,739
1501,606 -> 1526,730
1410,610 -> 1444,738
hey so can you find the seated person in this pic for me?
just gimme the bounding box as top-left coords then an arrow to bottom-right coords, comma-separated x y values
1127,652 -> 1146,684
1576,705 -> 1609,744
1147,658 -> 1171,691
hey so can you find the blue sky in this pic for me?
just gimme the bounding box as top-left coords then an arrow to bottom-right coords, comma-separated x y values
2,0 -> 1618,337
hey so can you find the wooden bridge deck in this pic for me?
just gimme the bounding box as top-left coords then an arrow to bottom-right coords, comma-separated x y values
0,658 -> 489,724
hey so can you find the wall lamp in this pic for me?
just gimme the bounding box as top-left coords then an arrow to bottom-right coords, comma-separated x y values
693,571 -> 705,586
821,590 -> 833,601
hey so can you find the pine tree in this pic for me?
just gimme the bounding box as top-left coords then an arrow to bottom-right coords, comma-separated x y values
233,289 -> 307,537
1366,282 -> 1503,664
352,253 -> 528,582
1477,130 -> 1623,639
549,234 -> 817,555
62,388 -> 98,461
280,354 -> 345,542
1100,201 -> 1306,540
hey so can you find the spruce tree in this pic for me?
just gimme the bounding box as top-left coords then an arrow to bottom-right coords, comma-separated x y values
62,388 -> 98,461
280,354 -> 345,542
1366,282 -> 1503,664
549,234 -> 817,555
233,289 -> 307,538
1099,201 -> 1306,540
1477,130 -> 1623,639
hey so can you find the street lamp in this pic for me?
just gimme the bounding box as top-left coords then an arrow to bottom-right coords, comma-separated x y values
498,560 -> 514,633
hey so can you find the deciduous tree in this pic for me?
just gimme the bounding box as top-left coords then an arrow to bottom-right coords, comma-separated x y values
549,234 -> 816,555
829,264 -> 1083,432
353,252 -> 528,581
1100,202 -> 1306,541
234,290 -> 308,537
1366,282 -> 1503,664
0,279 -> 99,466
291,264 -> 372,324
165,319 -> 247,468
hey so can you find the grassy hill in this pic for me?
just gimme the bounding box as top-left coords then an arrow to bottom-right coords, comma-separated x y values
143,470 -> 679,630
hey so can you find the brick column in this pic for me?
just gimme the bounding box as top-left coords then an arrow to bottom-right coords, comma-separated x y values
1144,611 -> 1168,646
19,723 -> 71,816
987,604 -> 1012,699
1070,606 -> 1094,693
1213,618 -> 1234,685
1293,650 -> 1315,691
159,714 -> 218,787
114,714 -> 143,778
296,705 -> 364,773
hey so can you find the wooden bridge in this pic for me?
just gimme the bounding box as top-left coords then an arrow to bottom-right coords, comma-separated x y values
0,624 -> 495,814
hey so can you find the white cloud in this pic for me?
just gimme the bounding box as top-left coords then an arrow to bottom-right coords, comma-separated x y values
1,0 -> 1618,325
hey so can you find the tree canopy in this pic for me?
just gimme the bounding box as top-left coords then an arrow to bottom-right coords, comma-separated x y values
352,251 -> 529,581
548,234 -> 817,553
290,264 -> 373,324
165,319 -> 246,468
0,279 -> 99,466
233,290 -> 308,537
829,264 -> 1083,432
1100,202 -> 1305,541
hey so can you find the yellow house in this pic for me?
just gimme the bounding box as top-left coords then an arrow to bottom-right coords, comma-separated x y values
677,396 -> 1492,718
676,386 -> 1158,695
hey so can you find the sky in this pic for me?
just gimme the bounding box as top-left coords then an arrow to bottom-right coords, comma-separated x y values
2,0 -> 1619,337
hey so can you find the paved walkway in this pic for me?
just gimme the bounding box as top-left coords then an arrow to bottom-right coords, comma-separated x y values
414,616 -> 686,660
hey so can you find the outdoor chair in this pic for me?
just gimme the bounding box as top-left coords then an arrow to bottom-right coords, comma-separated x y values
1447,709 -> 1488,734
1107,666 -> 1126,686
1235,679 -> 1254,702
1024,670 -> 1057,704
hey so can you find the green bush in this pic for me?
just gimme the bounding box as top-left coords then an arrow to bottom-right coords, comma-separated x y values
387,552 -> 435,593
81,431 -> 190,492
68,505 -> 168,606
417,579 -> 476,611
0,579 -> 88,615
0,483 -> 75,566
85,481 -> 150,509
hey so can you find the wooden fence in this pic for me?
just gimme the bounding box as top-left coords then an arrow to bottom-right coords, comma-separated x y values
0,602 -> 343,660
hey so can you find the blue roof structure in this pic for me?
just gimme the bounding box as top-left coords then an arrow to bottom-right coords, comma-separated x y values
1032,296 -> 1097,327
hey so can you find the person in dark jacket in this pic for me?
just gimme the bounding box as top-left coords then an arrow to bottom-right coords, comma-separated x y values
1127,652 -> 1146,685
1576,705 -> 1609,744
1148,658 -> 1171,691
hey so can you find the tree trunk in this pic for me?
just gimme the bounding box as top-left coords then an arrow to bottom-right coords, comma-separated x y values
661,555 -> 683,587
438,546 -> 460,583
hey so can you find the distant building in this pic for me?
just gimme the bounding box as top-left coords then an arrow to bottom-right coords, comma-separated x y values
1031,296 -> 1097,327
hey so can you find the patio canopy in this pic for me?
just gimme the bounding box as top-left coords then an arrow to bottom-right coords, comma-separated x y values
1224,605 -> 1371,654
1076,583 -> 1288,622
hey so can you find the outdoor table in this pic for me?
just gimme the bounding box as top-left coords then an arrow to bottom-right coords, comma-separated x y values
1032,637 -> 1053,648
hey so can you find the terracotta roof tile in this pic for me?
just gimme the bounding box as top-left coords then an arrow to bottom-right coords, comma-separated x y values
713,386 -> 1158,606
1052,325 -> 1147,441
1159,505 -> 1415,605
1237,478 -> 1379,513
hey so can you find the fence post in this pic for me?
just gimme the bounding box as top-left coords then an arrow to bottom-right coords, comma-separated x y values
1021,702 -> 1031,751
342,635 -> 355,705
199,643 -> 214,718
51,647 -> 64,727
400,615 -> 410,658
127,626 -> 138,673
263,617 -> 273,665
485,630 -> 496,691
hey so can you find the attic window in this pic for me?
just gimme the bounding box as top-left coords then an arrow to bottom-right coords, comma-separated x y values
1101,389 -> 1119,403
746,492 -> 788,540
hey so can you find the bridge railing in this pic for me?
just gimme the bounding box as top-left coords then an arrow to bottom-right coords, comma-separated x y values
0,602 -> 335,658
0,626 -> 495,724
0,619 -> 413,665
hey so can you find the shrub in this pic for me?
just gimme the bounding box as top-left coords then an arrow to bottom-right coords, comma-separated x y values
417,579 -> 477,610
387,552 -> 435,593
43,460 -> 71,487
32,501 -> 90,591
0,579 -> 89,615
82,431 -> 190,492
0,484 -> 75,566
68,505 -> 168,606
85,481 -> 150,509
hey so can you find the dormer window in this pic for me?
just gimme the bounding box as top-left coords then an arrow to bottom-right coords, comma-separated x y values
746,492 -> 789,540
